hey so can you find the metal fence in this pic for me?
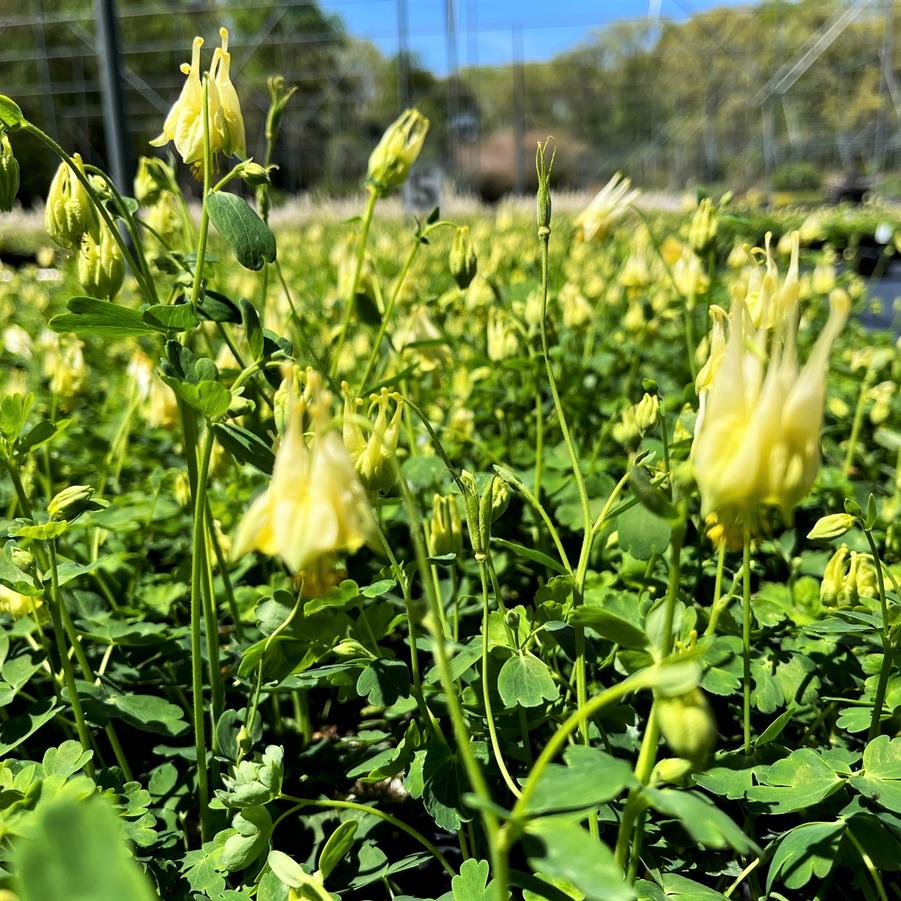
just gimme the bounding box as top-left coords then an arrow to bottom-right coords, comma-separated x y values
3,0 -> 900,201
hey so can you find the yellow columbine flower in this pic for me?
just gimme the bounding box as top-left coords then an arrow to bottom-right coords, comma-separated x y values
233,378 -> 373,574
210,28 -> 246,159
342,384 -> 404,495
692,231 -> 849,544
151,36 -> 206,166
151,29 -> 245,167
574,173 -> 640,243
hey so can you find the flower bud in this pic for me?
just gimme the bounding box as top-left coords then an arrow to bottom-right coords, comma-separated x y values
45,153 -> 99,250
656,688 -> 717,765
428,494 -> 463,557
652,757 -> 694,785
535,139 -> 554,234
0,131 -> 19,212
846,551 -> 878,604
343,385 -> 404,496
77,224 -> 125,299
807,512 -> 855,541
236,160 -> 272,187
688,197 -> 718,253
821,544 -> 849,605
449,226 -> 478,289
48,484 -> 99,522
133,155 -> 172,206
367,108 -> 430,196
174,470 -> 192,508
634,392 -> 660,433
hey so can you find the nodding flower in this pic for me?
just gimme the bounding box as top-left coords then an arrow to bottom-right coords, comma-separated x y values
692,231 -> 849,546
233,373 -> 373,574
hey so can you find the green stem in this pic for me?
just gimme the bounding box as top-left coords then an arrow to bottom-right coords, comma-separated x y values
704,540 -> 728,637
276,794 -> 455,878
331,187 -> 379,378
190,427 -> 215,841
864,527 -> 894,741
843,365 -> 875,478
614,517 -> 685,876
846,828 -> 888,901
538,224 -> 592,764
504,667 -> 659,835
396,471 -> 507,898
479,560 -> 522,799
206,502 -> 246,641
742,517 -> 753,755
357,236 -> 420,394
47,540 -> 95,779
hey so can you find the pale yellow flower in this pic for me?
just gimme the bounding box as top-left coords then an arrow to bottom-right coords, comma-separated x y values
692,232 -> 849,538
210,28 -> 246,159
151,37 -> 206,165
233,386 -> 373,573
0,585 -> 41,620
151,29 -> 245,167
574,173 -> 640,242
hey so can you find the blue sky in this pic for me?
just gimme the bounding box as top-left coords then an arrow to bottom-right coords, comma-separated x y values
319,0 -> 745,71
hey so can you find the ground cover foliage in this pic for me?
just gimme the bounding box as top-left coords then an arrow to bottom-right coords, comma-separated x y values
0,39 -> 898,901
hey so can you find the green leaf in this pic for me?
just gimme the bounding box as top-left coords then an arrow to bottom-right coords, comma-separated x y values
636,874 -> 727,900
240,299 -> 264,359
215,423 -> 275,474
221,805 -> 273,872
142,303 -> 198,332
50,297 -> 161,338
0,95 -> 25,129
450,858 -> 505,901
766,821 -> 844,892
207,190 -> 277,270
406,740 -> 468,832
490,538 -> 567,575
318,820 -> 358,880
747,748 -> 846,814
643,788 -> 756,853
41,740 -> 93,777
0,699 -> 60,754
497,654 -> 559,708
525,745 -> 637,816
162,376 -> 232,420
14,795 -> 158,901
755,705 -> 799,747
304,579 -> 360,616
523,818 -> 634,901
356,659 -> 410,708
107,693 -> 188,736
7,519 -> 67,540
617,503 -> 671,560
692,764 -> 754,801
571,606 -> 647,649
849,735 -> 901,813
